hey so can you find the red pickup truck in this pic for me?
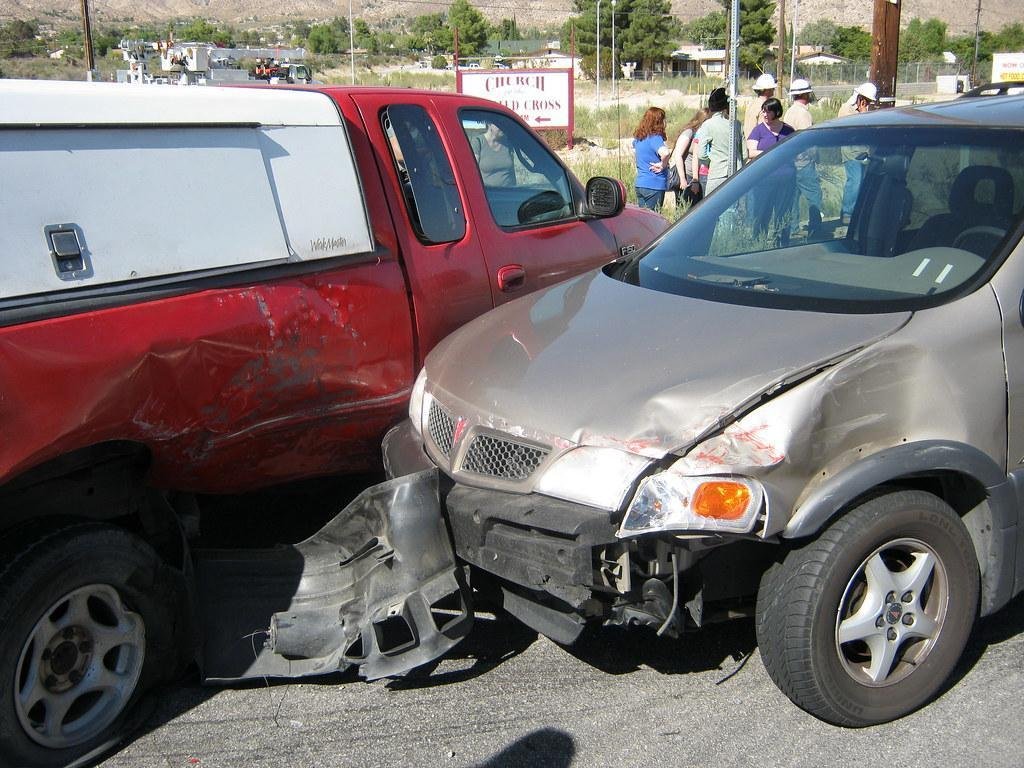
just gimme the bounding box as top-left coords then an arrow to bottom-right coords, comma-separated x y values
0,79 -> 665,767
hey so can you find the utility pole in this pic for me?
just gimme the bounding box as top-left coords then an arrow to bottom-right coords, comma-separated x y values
971,0 -> 982,87
789,0 -> 799,87
80,0 -> 95,77
869,0 -> 901,108
596,0 -> 602,109
611,0 -> 617,99
349,0 -> 356,84
727,0 -> 740,176
777,0 -> 786,87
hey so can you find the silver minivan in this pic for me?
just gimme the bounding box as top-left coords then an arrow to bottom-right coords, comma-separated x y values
386,93 -> 1024,725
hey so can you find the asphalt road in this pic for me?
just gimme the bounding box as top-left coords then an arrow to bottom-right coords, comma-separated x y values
100,591 -> 1024,768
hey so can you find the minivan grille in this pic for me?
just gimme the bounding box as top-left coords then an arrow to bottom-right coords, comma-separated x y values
461,434 -> 549,481
427,400 -> 456,457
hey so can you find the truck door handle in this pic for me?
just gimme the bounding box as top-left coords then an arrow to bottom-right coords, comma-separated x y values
497,264 -> 526,292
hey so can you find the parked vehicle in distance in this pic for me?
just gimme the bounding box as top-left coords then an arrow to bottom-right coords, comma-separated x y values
251,59 -> 311,84
385,93 -> 1024,725
962,81 -> 1024,97
0,79 -> 666,767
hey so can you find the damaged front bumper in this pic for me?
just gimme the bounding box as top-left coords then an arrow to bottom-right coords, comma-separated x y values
195,469 -> 472,683
445,482 -> 775,645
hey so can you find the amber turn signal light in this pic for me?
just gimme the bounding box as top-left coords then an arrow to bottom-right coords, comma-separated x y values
693,482 -> 751,520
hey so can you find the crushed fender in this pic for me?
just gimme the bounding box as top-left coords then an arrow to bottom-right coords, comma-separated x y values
195,469 -> 472,682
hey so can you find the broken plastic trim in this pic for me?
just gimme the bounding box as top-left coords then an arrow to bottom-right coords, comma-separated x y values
196,468 -> 472,683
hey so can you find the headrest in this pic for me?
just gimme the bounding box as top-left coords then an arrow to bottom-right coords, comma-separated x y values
950,166 -> 1014,219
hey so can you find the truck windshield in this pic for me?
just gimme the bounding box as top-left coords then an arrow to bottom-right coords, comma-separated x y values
621,125 -> 1024,313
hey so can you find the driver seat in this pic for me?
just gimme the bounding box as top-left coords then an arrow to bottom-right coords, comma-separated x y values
909,165 -> 1014,252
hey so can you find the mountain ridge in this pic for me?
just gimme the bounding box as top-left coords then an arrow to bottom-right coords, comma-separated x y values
0,0 -> 1015,38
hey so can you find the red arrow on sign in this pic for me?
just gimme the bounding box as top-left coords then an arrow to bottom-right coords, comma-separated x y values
534,117 -> 552,123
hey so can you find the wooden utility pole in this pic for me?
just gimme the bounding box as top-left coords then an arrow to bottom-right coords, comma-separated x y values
869,0 -> 901,107
80,0 -> 95,74
777,0 -> 786,87
971,0 -> 982,86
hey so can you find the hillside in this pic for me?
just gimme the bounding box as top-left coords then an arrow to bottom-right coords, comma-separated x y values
0,0 -> 1016,37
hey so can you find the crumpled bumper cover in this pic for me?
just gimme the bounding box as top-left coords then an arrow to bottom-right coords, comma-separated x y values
196,468 -> 472,682
446,484 -> 619,598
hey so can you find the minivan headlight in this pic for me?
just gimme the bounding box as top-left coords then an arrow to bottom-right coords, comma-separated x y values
408,368 -> 428,437
535,446 -> 652,511
618,473 -> 764,537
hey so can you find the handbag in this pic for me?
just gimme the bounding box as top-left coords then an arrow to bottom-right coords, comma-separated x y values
666,164 -> 681,191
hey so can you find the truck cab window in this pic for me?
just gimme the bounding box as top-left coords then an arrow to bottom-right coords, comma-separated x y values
461,109 -> 573,229
382,105 -> 466,244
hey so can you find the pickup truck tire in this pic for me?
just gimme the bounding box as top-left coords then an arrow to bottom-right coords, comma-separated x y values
755,490 -> 978,726
0,522 -> 182,767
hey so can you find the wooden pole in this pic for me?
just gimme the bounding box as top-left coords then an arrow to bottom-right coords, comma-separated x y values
777,0 -> 786,87
869,0 -> 901,107
80,0 -> 95,74
971,0 -> 982,86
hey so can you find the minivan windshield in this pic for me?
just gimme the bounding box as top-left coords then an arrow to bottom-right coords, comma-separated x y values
621,125 -> 1024,313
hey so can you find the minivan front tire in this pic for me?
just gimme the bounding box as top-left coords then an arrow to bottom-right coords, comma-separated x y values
756,490 -> 979,726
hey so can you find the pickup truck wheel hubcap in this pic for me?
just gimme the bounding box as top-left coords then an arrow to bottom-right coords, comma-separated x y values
15,584 -> 145,748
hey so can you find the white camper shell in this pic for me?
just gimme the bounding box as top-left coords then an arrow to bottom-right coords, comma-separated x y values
0,80 -> 373,304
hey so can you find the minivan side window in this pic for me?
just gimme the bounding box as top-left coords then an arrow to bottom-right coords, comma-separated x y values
460,109 -> 574,229
381,105 -> 466,244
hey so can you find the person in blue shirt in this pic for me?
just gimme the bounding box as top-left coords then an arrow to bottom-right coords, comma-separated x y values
632,107 -> 671,211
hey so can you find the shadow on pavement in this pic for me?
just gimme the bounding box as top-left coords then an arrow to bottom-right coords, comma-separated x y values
387,613 -> 540,690
474,727 -> 575,768
945,590 -> 1024,692
565,616 -> 757,680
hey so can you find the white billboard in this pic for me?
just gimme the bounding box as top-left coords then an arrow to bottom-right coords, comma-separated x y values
457,69 -> 572,130
992,52 -> 1024,83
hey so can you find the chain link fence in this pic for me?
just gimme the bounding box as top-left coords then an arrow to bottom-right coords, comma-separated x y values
633,60 -> 985,99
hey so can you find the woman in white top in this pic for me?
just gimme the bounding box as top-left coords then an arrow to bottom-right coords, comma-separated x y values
669,108 -> 709,207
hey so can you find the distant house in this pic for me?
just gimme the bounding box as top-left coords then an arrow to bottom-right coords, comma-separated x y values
671,45 -> 727,77
49,49 -> 65,59
483,39 -> 581,75
796,51 -> 850,67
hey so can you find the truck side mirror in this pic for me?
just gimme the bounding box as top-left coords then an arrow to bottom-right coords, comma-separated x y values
584,176 -> 626,218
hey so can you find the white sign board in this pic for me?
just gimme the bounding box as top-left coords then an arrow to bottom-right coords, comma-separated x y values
992,52 -> 1024,82
457,69 -> 571,130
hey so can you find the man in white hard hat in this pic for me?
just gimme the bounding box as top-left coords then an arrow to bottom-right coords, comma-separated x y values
783,78 -> 814,130
838,81 -> 878,118
742,73 -> 778,160
837,82 -> 878,223
784,79 -> 821,235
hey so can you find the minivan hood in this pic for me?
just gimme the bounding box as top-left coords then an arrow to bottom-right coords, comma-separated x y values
425,270 -> 910,457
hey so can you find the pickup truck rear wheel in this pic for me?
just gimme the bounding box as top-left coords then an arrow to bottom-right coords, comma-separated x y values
756,490 -> 978,726
0,522 -> 181,767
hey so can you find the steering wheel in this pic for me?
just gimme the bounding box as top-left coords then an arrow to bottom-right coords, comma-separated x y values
952,225 -> 1006,254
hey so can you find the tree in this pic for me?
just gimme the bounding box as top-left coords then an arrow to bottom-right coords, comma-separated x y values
94,32 -> 121,57
307,24 -> 340,54
619,0 -> 678,71
832,25 -> 871,60
178,18 -> 230,45
680,11 -> 726,47
0,20 -> 42,57
496,18 -> 519,41
448,0 -> 490,55
329,17 -> 349,40
800,19 -> 836,50
899,18 -> 946,62
410,13 -> 449,53
354,19 -> 378,53
992,22 -> 1024,52
738,0 -> 776,73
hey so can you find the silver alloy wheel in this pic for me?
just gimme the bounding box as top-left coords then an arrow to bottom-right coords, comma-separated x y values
834,537 -> 948,687
14,583 -> 145,748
